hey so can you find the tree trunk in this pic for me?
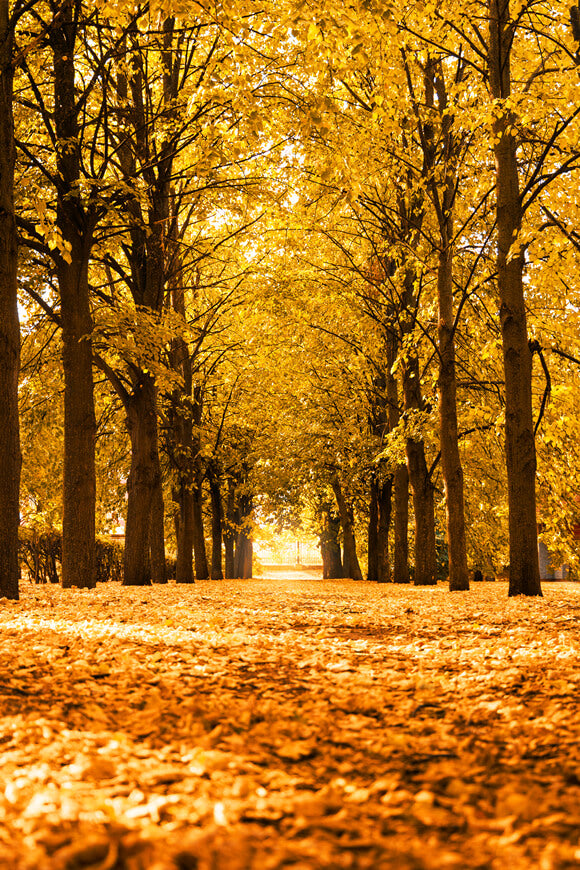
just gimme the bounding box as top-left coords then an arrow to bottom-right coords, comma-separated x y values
0,2 -> 20,600
208,466 -> 224,580
192,481 -> 209,581
392,464 -> 410,583
149,463 -> 167,584
386,328 -> 409,583
175,483 -> 195,583
437,234 -> 469,591
224,476 -> 236,578
367,475 -> 379,581
488,0 -> 541,596
377,477 -> 392,582
403,355 -> 437,586
123,373 -> 157,586
320,504 -> 342,579
234,492 -> 253,578
331,475 -> 363,581
53,2 -> 97,589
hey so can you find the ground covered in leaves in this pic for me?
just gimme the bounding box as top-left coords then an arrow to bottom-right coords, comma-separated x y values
0,573 -> 579,870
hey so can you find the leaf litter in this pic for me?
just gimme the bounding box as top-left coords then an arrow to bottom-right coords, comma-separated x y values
0,576 -> 578,869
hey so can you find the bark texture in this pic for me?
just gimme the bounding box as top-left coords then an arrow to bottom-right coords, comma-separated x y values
149,465 -> 167,584
437,242 -> 469,590
123,374 -> 158,586
377,479 -> 392,582
208,465 -> 224,580
0,1 -> 20,600
423,61 -> 469,592
331,475 -> 363,581
320,504 -> 342,579
403,355 -> 437,586
192,482 -> 209,581
367,476 -> 379,582
386,329 -> 409,584
52,2 -> 96,589
488,0 -> 541,596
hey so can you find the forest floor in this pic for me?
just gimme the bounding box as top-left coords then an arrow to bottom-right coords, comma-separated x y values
0,575 -> 579,870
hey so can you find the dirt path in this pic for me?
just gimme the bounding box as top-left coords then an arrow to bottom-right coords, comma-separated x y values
0,577 -> 578,869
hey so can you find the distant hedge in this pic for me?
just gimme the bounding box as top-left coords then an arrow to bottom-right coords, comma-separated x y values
19,529 -> 124,584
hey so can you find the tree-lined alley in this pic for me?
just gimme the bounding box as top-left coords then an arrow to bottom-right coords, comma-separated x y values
2,1 -> 580,598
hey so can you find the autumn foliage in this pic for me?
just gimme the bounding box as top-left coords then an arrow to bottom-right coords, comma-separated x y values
1,576 -> 579,868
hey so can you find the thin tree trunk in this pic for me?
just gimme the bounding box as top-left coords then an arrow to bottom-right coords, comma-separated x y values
0,1 -> 20,600
422,61 -> 469,592
367,475 -> 379,581
437,238 -> 469,591
392,464 -> 409,583
192,481 -> 209,581
234,492 -> 253,579
208,466 -> 224,580
331,475 -> 363,581
320,504 -> 342,579
488,0 -> 541,596
149,460 -> 167,583
53,2 -> 97,589
377,477 -> 392,582
403,355 -> 437,586
224,477 -> 236,578
386,328 -> 409,583
175,483 -> 195,583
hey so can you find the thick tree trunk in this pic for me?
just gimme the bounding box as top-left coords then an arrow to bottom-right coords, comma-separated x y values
488,0 -> 541,596
320,504 -> 342,579
0,2 -> 20,600
331,475 -> 363,581
208,467 -> 224,580
123,374 -> 157,586
53,2 -> 96,589
403,356 -> 437,586
192,481 -> 209,581
438,237 -> 469,591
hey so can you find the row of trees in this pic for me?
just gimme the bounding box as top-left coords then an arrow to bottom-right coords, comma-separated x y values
1,0 -> 580,600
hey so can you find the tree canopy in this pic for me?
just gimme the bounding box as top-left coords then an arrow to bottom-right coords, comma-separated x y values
1,0 -> 580,598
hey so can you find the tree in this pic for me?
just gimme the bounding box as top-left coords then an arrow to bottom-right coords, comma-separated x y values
0,0 -> 21,600
488,0 -> 542,596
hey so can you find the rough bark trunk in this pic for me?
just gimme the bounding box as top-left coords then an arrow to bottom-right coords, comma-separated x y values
403,355 -> 437,586
234,493 -> 253,579
175,483 -> 195,583
192,481 -> 209,581
331,475 -> 363,581
149,448 -> 166,583
123,374 -> 157,586
488,0 -> 541,596
53,4 -> 96,589
386,328 -> 409,583
367,476 -> 379,582
377,478 -> 392,582
224,477 -> 236,578
320,504 -> 342,579
208,466 -> 224,580
392,464 -> 409,583
437,239 -> 469,591
422,61 -> 470,592
0,3 -> 20,600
